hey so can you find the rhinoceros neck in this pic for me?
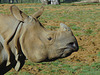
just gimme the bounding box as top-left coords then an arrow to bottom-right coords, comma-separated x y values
0,14 -> 22,65
0,14 -> 19,39
0,35 -> 8,65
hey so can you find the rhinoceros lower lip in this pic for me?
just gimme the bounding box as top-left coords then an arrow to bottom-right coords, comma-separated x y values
60,47 -> 74,52
59,48 -> 74,58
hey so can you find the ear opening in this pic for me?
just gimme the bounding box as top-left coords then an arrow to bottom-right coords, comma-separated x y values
10,5 -> 28,21
32,6 -> 44,18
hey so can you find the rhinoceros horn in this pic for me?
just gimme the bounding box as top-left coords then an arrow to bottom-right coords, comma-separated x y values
60,23 -> 71,31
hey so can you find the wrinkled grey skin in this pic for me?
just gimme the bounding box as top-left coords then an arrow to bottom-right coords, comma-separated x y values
0,5 -> 79,74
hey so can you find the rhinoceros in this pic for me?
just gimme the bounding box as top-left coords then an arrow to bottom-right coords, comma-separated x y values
0,5 -> 79,74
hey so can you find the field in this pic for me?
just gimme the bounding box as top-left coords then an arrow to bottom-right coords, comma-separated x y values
1,3 -> 100,75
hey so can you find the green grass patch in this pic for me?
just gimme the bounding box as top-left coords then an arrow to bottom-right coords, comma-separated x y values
97,52 -> 100,57
45,25 -> 59,30
69,23 -> 81,31
71,26 -> 81,30
75,33 -> 83,36
84,29 -> 93,35
5,72 -> 15,75
23,8 -> 35,15
78,62 -> 100,75
25,60 -> 34,66
97,28 -> 100,31
18,72 -> 32,75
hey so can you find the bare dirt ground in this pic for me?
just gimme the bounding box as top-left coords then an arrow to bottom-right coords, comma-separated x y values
1,3 -> 100,75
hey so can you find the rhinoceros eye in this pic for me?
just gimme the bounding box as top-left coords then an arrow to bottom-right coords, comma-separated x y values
47,37 -> 52,41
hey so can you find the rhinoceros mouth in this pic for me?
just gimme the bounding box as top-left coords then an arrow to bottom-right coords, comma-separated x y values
60,43 -> 78,57
60,44 -> 78,58
59,47 -> 73,58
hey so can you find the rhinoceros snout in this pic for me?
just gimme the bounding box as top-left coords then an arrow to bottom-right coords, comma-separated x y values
67,42 -> 79,52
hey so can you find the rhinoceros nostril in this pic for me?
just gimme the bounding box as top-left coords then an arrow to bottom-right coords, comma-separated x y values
68,42 -> 79,51
72,43 -> 76,48
67,42 -> 77,50
68,42 -> 74,46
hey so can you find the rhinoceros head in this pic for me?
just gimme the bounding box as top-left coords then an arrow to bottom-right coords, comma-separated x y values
11,5 -> 79,63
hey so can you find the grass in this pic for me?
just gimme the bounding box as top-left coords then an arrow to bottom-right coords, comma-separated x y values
45,25 -> 59,30
97,28 -> 100,31
97,52 -> 100,57
5,59 -> 100,75
5,72 -> 15,75
85,29 -> 93,35
5,72 -> 32,75
18,72 -> 32,75
24,60 -> 100,75
78,62 -> 100,75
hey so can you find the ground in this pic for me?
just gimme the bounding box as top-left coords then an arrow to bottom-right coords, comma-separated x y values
0,3 -> 99,75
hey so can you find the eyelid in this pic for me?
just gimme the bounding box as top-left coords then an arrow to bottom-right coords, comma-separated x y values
48,37 -> 52,41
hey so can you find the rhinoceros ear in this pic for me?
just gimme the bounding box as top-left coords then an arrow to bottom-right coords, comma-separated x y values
10,5 -> 28,21
32,6 -> 44,18
60,23 -> 71,31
